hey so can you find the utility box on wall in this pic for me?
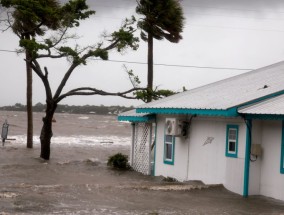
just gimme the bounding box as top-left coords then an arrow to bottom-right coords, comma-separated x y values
251,144 -> 262,157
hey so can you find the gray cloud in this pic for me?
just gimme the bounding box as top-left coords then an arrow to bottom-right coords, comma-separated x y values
1,0 -> 284,107
87,0 -> 135,9
182,0 -> 283,9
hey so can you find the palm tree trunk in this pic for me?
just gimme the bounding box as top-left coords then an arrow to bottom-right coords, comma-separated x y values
147,33 -> 154,103
25,48 -> 33,148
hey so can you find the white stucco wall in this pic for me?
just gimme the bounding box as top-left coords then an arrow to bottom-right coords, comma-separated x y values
225,121 -> 246,195
154,115 -> 189,181
260,120 -> 284,201
154,115 -> 247,195
186,118 -> 227,184
150,115 -> 284,200
248,120 -> 262,195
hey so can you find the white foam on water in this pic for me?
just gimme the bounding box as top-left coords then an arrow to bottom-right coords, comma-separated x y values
78,116 -> 90,120
119,121 -> 130,124
8,135 -> 131,147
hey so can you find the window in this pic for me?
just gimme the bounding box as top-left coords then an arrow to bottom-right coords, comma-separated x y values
281,122 -> 284,174
164,135 -> 175,165
226,125 -> 239,158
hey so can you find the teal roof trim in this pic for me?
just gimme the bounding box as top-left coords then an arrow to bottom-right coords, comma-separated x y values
118,115 -> 155,122
237,90 -> 284,115
238,89 -> 284,108
135,89 -> 284,118
243,114 -> 284,120
136,107 -> 239,117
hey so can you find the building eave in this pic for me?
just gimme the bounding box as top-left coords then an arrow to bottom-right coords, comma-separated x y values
241,114 -> 284,120
118,115 -> 156,123
136,107 -> 239,117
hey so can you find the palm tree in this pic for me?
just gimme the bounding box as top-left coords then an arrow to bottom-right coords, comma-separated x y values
4,0 -> 61,148
136,0 -> 185,102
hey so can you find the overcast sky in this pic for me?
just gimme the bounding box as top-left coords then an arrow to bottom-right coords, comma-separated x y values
1,0 -> 284,107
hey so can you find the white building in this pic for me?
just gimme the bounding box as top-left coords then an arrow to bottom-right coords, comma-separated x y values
118,61 -> 284,201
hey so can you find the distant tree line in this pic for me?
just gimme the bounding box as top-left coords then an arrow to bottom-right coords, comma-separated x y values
0,103 -> 134,115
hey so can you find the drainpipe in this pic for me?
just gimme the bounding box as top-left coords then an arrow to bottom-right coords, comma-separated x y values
148,123 -> 153,175
243,119 -> 252,197
131,122 -> 135,166
153,119 -> 157,176
186,115 -> 196,181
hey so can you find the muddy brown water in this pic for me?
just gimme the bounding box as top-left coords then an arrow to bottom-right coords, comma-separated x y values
0,111 -> 283,214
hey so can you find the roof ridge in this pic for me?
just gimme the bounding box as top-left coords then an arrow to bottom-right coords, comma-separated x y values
187,60 -> 284,93
239,93 -> 284,112
138,60 -> 284,109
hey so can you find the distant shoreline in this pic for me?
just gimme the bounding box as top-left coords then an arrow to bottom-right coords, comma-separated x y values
0,103 -> 134,115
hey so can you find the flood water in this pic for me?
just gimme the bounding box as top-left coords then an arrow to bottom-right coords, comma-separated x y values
0,111 -> 132,147
0,111 -> 284,215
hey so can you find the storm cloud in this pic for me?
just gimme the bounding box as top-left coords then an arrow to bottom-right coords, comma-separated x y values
1,0 -> 284,107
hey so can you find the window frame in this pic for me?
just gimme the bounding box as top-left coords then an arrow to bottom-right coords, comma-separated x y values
164,134 -> 175,165
226,125 -> 239,158
281,121 -> 284,174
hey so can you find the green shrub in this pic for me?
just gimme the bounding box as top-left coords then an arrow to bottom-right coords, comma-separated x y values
107,153 -> 130,170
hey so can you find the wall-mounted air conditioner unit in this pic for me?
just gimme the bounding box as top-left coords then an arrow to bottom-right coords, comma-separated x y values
165,118 -> 183,136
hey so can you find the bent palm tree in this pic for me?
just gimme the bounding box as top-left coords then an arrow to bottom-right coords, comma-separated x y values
136,0 -> 185,102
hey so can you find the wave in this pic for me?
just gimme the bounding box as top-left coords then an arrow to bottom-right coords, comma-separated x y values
78,116 -> 90,120
7,135 -> 131,147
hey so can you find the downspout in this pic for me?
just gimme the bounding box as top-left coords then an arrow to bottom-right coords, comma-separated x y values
243,118 -> 252,197
186,115 -> 196,181
153,118 -> 157,176
131,122 -> 135,167
148,122 -> 153,175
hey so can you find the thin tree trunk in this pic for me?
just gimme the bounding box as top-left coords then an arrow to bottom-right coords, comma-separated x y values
26,48 -> 33,148
147,33 -> 154,103
40,102 -> 57,160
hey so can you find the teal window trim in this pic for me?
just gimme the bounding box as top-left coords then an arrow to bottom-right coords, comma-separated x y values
281,121 -> 284,174
164,135 -> 175,165
226,125 -> 239,158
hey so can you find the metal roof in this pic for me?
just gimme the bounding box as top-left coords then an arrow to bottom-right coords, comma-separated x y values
118,109 -> 155,122
119,109 -> 148,117
137,61 -> 284,111
238,94 -> 284,115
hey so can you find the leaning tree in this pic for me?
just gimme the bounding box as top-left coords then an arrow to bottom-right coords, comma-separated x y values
2,0 -> 143,160
136,0 -> 185,102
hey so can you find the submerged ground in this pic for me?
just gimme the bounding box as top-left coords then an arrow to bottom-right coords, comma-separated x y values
0,111 -> 283,214
0,144 -> 284,215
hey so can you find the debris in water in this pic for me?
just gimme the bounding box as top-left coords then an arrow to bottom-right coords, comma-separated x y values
57,158 -> 101,166
0,192 -> 20,198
